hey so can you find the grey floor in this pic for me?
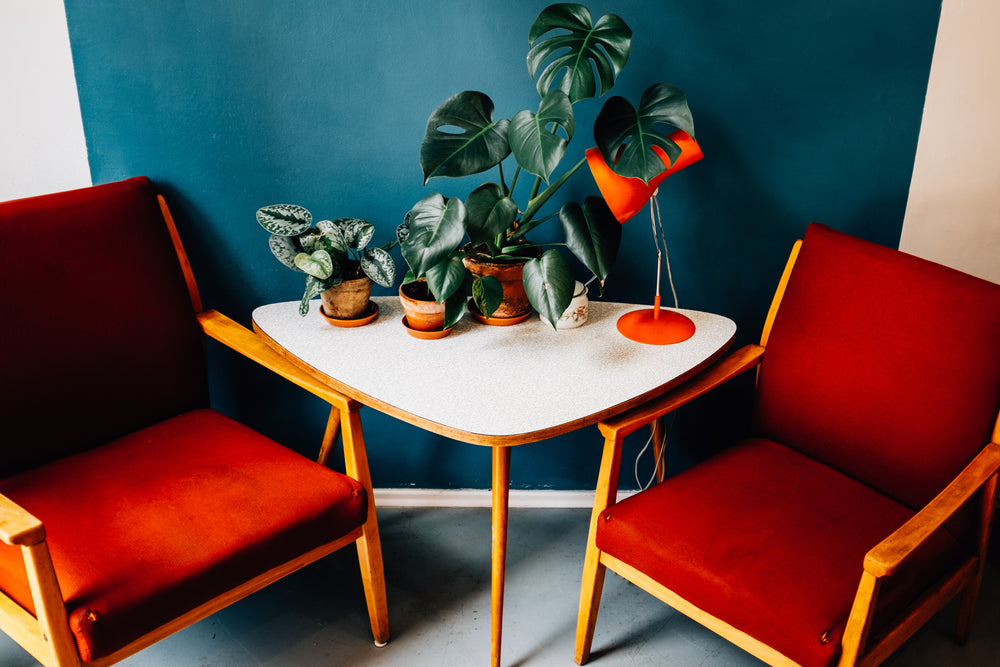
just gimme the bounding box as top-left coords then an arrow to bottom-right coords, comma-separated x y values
1,507 -> 998,666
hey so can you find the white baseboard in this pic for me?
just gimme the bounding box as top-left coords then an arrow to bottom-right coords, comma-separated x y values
373,488 -> 637,509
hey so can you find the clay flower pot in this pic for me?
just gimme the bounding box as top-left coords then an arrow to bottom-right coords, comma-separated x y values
398,280 -> 448,333
462,248 -> 540,321
320,276 -> 373,320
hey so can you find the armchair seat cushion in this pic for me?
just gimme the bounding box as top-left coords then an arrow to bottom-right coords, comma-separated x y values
596,438 -> 962,667
0,408 -> 368,662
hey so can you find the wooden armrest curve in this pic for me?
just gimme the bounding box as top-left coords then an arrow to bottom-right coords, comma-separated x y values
0,493 -> 44,547
197,310 -> 353,412
864,442 -> 1000,578
599,344 -> 765,440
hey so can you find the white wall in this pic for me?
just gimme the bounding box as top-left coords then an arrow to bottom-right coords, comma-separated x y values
900,0 -> 1000,284
0,0 -> 90,201
2,1 -> 996,286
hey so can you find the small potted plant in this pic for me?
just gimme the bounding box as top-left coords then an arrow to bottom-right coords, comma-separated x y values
397,3 -> 696,330
256,204 -> 396,322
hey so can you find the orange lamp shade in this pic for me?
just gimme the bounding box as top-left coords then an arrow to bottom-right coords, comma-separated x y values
586,130 -> 703,223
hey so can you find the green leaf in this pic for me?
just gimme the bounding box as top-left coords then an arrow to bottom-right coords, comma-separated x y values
509,90 -> 575,182
298,229 -> 325,253
293,250 -> 334,279
559,197 -> 621,282
420,91 -> 512,183
594,83 -> 695,182
338,218 -> 375,250
401,194 -> 467,278
522,250 -> 575,328
443,286 -> 469,330
465,183 -> 518,249
299,275 -> 328,316
257,204 -> 312,236
361,246 -> 396,287
269,234 -> 301,271
425,253 -> 467,303
472,275 -> 504,318
316,219 -> 349,254
527,4 -> 631,103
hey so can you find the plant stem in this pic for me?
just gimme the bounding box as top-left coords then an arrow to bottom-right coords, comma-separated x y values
511,156 -> 587,239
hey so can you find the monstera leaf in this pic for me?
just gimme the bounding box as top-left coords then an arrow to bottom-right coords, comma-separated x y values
400,194 -> 467,278
425,252 -> 467,303
522,250 -> 575,328
559,197 -> 621,286
527,4 -> 632,103
594,83 -> 695,182
420,91 -> 512,183
465,183 -> 518,250
256,204 -> 312,236
510,91 -> 575,182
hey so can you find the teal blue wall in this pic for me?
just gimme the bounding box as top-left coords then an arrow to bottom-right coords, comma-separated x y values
64,1 -> 941,489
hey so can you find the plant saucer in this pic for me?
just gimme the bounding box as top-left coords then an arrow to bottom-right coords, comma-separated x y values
401,316 -> 454,339
467,300 -> 531,326
319,301 -> 379,327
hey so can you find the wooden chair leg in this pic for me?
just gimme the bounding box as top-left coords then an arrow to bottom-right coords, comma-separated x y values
337,404 -> 390,647
23,542 -> 80,666
576,429 -> 626,664
956,472 -> 998,643
574,542 -> 607,665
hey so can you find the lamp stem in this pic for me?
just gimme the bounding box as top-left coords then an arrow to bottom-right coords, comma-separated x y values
649,190 -> 679,311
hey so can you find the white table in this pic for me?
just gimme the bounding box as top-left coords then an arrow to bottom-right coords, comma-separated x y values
252,297 -> 736,665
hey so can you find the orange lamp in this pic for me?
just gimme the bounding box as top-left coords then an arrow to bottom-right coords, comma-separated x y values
587,129 -> 703,345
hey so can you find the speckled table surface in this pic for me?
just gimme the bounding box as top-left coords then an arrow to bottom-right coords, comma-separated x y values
252,297 -> 737,446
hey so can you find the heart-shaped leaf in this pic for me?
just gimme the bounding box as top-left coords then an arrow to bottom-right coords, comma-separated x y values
269,234 -> 301,271
594,83 -> 695,182
361,246 -> 396,288
465,183 -> 518,249
510,90 -> 575,182
472,275 -> 504,319
560,197 -> 621,283
527,4 -> 631,103
401,194 -> 467,278
425,252 -> 467,303
294,250 -> 334,279
522,250 -> 575,328
339,218 -> 375,250
257,204 -> 312,236
299,275 -> 328,316
316,219 -> 349,254
420,91 -> 512,183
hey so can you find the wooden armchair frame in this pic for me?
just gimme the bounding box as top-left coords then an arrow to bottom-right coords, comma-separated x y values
0,192 -> 388,667
575,239 -> 1000,667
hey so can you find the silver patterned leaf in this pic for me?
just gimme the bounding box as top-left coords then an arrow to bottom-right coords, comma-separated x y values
256,204 -> 312,236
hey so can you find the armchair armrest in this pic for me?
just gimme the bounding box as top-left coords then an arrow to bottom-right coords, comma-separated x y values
599,344 -> 765,441
864,442 -> 1000,578
0,494 -> 44,547
196,310 -> 354,412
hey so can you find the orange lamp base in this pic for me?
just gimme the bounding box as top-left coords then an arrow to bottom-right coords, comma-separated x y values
617,307 -> 696,345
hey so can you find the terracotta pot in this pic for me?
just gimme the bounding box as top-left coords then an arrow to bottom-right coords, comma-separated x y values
320,276 -> 373,320
398,280 -> 446,332
462,249 -> 538,320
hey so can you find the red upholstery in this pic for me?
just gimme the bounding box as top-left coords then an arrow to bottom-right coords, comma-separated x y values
754,223 -> 1000,510
0,177 -> 208,477
0,409 -> 367,662
597,438 -> 960,667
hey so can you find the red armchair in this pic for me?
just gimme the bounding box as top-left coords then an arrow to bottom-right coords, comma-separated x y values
0,178 -> 389,666
575,223 -> 1000,667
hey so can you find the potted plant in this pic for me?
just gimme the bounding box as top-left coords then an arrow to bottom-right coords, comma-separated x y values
397,2 -> 695,329
256,204 -> 396,321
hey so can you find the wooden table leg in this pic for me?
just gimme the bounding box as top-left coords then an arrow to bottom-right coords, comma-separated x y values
491,446 -> 511,667
651,416 -> 666,483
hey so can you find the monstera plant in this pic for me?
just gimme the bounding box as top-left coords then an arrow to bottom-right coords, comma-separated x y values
257,204 -> 396,317
397,3 -> 695,329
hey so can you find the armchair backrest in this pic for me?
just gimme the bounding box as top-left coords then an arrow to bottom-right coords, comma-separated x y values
753,223 -> 1000,510
0,178 -> 209,476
